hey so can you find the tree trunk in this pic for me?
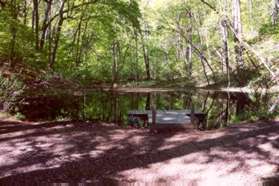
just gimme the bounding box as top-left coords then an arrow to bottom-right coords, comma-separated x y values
175,14 -> 186,73
9,0 -> 18,67
75,13 -> 89,66
220,11 -> 230,86
186,11 -> 193,77
232,0 -> 244,68
33,0 -> 39,50
272,0 -> 279,25
40,0 -> 52,49
23,0 -> 28,25
135,33 -> 139,81
112,41 -> 119,87
112,42 -> 117,86
199,0 -> 277,82
140,29 -> 151,80
49,0 -> 66,69
199,55 -> 210,84
221,19 -> 230,87
72,0 -> 87,66
145,93 -> 151,110
74,17 -> 83,65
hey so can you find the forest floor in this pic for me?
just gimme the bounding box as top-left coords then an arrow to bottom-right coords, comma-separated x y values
0,116 -> 279,185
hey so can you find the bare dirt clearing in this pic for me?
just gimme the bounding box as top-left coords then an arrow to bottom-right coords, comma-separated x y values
0,120 -> 279,185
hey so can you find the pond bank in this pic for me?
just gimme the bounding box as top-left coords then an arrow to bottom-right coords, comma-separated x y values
0,119 -> 278,185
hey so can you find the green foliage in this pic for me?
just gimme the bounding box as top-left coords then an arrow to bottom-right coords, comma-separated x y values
15,112 -> 26,120
231,110 -> 278,123
0,0 -> 278,88
0,10 -> 48,70
259,22 -> 279,39
0,73 -> 25,112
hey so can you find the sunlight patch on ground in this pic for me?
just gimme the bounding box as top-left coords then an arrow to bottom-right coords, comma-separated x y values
0,121 -> 279,184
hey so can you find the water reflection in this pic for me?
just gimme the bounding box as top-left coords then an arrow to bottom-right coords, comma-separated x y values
81,90 -> 278,129
17,90 -> 278,130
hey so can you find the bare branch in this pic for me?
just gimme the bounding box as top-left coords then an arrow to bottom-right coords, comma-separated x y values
198,0 -> 219,14
199,0 -> 278,80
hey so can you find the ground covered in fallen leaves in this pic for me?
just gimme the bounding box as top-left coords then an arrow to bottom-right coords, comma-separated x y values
0,119 -> 279,185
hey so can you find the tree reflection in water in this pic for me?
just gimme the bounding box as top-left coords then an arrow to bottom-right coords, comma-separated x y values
14,90 -> 278,129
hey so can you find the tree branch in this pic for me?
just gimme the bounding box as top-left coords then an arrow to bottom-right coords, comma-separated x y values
199,0 -> 277,80
45,0 -> 99,29
199,0 -> 219,14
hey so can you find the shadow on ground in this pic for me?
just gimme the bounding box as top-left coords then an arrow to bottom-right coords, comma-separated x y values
0,120 -> 279,185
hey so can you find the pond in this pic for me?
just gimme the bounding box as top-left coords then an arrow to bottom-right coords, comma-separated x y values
17,89 -> 279,130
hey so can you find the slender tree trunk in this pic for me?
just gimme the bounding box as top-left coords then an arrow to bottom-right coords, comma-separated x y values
74,18 -> 83,65
112,41 -> 119,87
232,0 -> 244,68
72,0 -> 87,65
199,0 -> 277,81
272,0 -> 279,25
112,42 -> 117,85
145,93 -> 151,110
140,29 -> 151,80
48,29 -> 52,66
49,0 -> 66,69
186,11 -> 193,77
40,0 -> 52,49
175,14 -> 187,73
135,33 -> 139,81
200,55 -> 210,84
75,15 -> 89,66
176,16 -> 183,63
111,92 -> 118,123
33,0 -> 39,50
224,92 -> 230,127
9,0 -> 18,67
176,20 -> 216,80
77,20 -> 89,65
220,0 -> 231,87
220,18 -> 230,87
23,0 -> 28,25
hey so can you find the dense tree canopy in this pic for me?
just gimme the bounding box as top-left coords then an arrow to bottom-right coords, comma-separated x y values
0,0 -> 278,87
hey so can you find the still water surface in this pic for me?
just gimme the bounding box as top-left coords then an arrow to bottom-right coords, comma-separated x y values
20,89 -> 278,129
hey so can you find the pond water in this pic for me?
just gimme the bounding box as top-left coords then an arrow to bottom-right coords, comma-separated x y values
18,89 -> 279,130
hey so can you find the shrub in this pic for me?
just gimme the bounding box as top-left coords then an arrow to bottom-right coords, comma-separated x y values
0,73 -> 25,112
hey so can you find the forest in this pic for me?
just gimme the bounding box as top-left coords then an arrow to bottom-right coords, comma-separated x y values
0,0 -> 279,185
0,0 -> 278,84
0,0 -> 278,121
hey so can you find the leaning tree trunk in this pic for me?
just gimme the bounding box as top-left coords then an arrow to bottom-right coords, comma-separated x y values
232,0 -> 244,68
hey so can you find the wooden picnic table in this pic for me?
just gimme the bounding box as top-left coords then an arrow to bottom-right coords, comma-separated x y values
128,110 -> 207,129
